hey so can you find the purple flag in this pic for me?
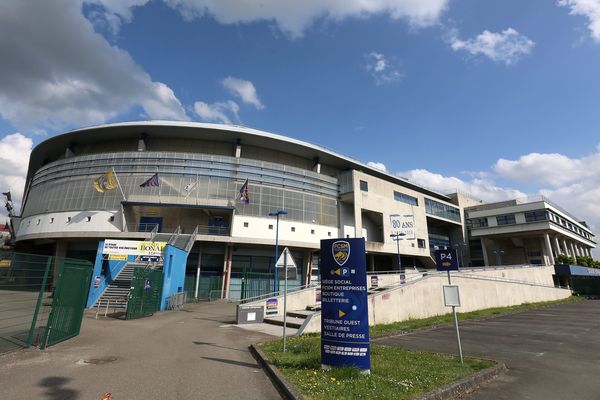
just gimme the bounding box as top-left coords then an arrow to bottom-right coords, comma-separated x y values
140,173 -> 160,188
238,179 -> 249,204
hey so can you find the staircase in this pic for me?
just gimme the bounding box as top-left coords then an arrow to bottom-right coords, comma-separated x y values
94,262 -> 145,312
263,305 -> 320,335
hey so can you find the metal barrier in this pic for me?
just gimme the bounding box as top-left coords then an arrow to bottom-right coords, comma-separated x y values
166,292 -> 186,310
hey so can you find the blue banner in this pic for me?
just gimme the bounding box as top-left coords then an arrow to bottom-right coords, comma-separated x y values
435,249 -> 459,271
320,238 -> 370,372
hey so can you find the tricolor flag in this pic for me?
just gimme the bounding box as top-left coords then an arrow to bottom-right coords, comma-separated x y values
93,170 -> 118,193
140,173 -> 160,188
238,179 -> 249,205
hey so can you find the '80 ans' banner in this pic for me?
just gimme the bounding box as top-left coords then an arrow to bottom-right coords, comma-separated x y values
389,214 -> 415,239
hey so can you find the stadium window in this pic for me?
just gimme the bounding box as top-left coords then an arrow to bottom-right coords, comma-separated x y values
243,222 -> 249,228
311,229 -> 315,235
417,239 -> 426,248
359,180 -> 368,192
496,214 -> 516,225
269,224 -> 273,230
50,218 -> 54,224
328,231 -> 331,237
86,216 -> 92,222
66,217 -> 71,223
393,191 -> 418,206
109,216 -> 115,222
291,227 -> 296,232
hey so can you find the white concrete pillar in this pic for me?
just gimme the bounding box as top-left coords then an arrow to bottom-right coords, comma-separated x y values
562,239 -> 570,257
588,248 -> 593,257
481,238 -> 490,266
553,236 -> 561,257
570,242 -> 577,259
543,233 -> 555,266
353,173 -> 363,238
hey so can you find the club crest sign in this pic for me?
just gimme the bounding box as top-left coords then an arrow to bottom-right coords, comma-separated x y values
332,241 -> 350,266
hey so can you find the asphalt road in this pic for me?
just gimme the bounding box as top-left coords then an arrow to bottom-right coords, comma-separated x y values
377,300 -> 600,400
0,301 -> 281,400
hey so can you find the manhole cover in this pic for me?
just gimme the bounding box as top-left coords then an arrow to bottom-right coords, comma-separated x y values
81,356 -> 118,365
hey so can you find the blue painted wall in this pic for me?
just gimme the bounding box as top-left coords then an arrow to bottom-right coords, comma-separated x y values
160,244 -> 188,310
86,240 -> 133,308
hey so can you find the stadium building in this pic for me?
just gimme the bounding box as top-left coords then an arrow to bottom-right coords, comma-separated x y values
11,121 -> 596,302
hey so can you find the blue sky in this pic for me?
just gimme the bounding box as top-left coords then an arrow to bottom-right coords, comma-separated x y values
2,0 -> 600,242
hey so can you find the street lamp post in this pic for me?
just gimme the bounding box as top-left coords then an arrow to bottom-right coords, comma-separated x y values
269,210 -> 288,294
390,232 -> 406,281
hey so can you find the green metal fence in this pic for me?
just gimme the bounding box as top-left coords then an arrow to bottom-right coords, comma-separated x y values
41,259 -> 93,349
0,251 -> 92,354
0,252 -> 53,354
126,268 -> 163,320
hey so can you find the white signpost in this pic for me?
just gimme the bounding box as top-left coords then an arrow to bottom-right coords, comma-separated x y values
443,280 -> 463,364
276,247 -> 297,351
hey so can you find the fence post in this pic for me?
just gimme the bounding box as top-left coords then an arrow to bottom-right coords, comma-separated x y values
26,256 -> 53,347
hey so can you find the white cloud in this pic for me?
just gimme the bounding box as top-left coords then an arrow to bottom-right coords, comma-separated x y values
0,0 -> 188,132
398,169 -> 526,202
401,145 -> 600,256
221,77 -> 264,109
194,100 -> 240,124
0,133 -> 33,217
84,0 -> 150,34
558,0 -> 600,42
163,0 -> 450,37
365,53 -> 404,85
449,28 -> 535,65
367,161 -> 388,172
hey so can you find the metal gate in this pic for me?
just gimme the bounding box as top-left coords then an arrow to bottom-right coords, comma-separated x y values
126,268 -> 163,320
42,259 -> 93,349
240,272 -> 273,300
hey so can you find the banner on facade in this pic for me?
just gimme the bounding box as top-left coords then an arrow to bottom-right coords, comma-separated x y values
389,214 -> 415,240
102,239 -> 167,257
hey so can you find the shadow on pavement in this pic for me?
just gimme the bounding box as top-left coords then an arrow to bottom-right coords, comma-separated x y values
38,376 -> 79,400
201,356 -> 260,369
192,340 -> 246,352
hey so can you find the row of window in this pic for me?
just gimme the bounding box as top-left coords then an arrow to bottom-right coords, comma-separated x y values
424,198 -> 461,222
467,208 -> 593,241
242,221 -> 333,237
26,215 -> 115,227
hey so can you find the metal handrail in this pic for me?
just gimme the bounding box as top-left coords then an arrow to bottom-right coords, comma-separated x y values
167,226 -> 181,245
149,224 -> 159,241
239,283 -> 316,304
185,225 -> 198,253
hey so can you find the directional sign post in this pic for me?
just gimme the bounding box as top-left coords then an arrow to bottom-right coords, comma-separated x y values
276,247 -> 297,352
320,238 -> 370,373
435,249 -> 463,364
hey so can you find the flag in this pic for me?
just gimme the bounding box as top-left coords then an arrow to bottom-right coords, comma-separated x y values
93,170 -> 118,193
140,173 -> 160,188
238,179 -> 249,204
184,181 -> 197,192
2,191 -> 11,202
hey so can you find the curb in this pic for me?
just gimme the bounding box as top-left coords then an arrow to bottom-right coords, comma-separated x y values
249,344 -> 304,400
414,362 -> 507,400
250,343 -> 505,400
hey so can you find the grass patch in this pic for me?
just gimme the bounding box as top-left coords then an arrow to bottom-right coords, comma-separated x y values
260,336 -> 493,400
370,295 -> 582,337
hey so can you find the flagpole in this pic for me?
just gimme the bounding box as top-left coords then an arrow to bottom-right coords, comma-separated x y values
157,167 -> 161,204
111,167 -> 126,201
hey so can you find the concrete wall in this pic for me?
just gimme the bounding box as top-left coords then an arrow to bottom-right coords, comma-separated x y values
368,266 -> 569,326
300,266 -> 571,333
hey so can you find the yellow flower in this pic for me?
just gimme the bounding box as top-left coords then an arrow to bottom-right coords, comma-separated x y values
330,377 -> 336,381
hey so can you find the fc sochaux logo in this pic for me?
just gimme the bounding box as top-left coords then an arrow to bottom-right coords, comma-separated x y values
332,241 -> 350,266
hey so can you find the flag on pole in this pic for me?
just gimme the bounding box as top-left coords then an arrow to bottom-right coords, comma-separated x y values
140,173 -> 160,188
184,181 -> 197,192
93,170 -> 118,193
2,191 -> 11,202
238,179 -> 249,204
